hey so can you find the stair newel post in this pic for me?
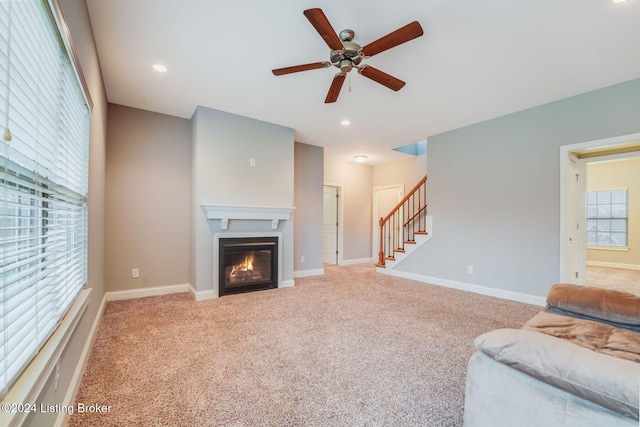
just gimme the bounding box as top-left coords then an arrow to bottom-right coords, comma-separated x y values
423,178 -> 427,231
378,217 -> 384,266
417,183 -> 421,232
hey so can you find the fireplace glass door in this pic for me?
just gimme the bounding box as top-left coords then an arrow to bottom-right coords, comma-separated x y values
219,237 -> 278,296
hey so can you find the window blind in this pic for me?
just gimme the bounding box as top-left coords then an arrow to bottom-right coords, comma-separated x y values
0,0 -> 90,396
586,189 -> 628,247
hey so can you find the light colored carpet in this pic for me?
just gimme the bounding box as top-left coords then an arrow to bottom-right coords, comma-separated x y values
587,266 -> 640,296
69,264 -> 541,427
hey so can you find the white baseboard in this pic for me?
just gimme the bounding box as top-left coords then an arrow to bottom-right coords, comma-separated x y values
188,280 -> 296,301
294,268 -> 325,278
281,279 -> 295,288
105,283 -> 191,301
56,292 -> 107,427
341,257 -> 373,266
381,269 -> 546,306
188,285 -> 217,301
587,261 -> 640,271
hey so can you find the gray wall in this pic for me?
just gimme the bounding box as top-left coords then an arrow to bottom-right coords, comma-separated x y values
26,0 -> 108,425
398,78 -> 640,298
294,142 -> 324,274
105,105 -> 191,292
324,157 -> 373,262
190,106 -> 295,292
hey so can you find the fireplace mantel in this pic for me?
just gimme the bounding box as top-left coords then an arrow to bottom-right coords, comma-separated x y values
201,204 -> 295,230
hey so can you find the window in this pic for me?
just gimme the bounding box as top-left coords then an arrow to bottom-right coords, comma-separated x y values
1,0 -> 90,396
586,189 -> 628,247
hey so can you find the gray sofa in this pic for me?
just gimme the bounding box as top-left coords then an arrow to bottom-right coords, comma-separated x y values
462,284 -> 640,427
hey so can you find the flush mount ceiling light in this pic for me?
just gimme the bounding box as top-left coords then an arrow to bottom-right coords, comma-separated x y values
153,64 -> 168,73
353,155 -> 367,163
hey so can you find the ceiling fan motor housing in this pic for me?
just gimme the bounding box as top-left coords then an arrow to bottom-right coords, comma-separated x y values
330,34 -> 363,72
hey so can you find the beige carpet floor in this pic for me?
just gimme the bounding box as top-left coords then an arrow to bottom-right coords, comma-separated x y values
69,264 -> 541,427
587,266 -> 640,296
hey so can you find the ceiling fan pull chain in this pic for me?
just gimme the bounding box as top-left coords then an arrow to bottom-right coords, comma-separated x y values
348,72 -> 352,93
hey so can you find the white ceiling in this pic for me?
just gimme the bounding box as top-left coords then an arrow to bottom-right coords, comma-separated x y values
85,0 -> 640,165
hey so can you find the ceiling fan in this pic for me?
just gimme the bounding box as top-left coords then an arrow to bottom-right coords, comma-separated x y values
272,8 -> 424,103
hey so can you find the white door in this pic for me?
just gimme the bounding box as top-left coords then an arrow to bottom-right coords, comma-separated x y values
323,186 -> 338,264
566,153 -> 585,284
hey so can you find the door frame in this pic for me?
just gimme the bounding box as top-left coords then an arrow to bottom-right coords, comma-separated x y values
559,132 -> 640,283
372,184 -> 405,261
324,182 -> 344,265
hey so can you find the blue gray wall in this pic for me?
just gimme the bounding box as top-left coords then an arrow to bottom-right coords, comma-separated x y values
397,78 -> 640,299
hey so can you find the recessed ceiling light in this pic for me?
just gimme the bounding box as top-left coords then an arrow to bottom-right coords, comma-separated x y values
153,64 -> 168,73
341,119 -> 351,126
353,155 -> 367,164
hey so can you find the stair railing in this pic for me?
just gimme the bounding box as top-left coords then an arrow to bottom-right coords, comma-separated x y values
377,175 -> 427,267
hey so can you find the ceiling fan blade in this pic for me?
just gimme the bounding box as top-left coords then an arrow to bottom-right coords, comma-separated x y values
361,21 -> 423,58
359,66 -> 406,91
272,62 -> 330,76
303,8 -> 344,51
325,74 -> 346,103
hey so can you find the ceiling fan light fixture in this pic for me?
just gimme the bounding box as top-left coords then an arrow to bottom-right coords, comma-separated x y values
353,155 -> 367,164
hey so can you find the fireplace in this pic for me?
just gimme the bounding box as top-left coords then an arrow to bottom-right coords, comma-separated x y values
218,236 -> 278,296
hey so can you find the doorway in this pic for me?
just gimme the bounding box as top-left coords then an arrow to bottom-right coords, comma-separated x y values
560,132 -> 640,284
323,184 -> 343,265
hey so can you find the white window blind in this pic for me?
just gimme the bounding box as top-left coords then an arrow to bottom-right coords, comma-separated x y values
0,0 -> 90,396
586,189 -> 628,247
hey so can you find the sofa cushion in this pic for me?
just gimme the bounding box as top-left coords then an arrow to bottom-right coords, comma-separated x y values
523,311 -> 640,363
547,283 -> 640,326
475,328 -> 639,419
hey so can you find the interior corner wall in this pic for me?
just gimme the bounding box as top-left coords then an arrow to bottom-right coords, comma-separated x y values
294,142 -> 324,274
24,1 -> 108,426
372,153 -> 427,188
190,106 -> 295,292
396,78 -> 640,299
586,157 -> 640,268
105,104 -> 191,292
324,157 -> 373,262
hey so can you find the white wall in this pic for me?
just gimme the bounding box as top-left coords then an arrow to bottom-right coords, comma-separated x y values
397,78 -> 640,299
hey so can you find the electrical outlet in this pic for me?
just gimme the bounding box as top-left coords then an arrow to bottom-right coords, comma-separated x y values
132,268 -> 140,278
250,158 -> 256,167
467,265 -> 474,274
300,256 -> 305,263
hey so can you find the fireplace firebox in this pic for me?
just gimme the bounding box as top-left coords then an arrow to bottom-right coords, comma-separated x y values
218,237 -> 278,296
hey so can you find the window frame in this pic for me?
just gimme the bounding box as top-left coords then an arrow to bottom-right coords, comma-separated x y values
586,188 -> 629,250
1,0 -> 93,404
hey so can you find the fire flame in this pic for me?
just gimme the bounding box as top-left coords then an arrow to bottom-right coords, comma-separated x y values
230,254 -> 254,276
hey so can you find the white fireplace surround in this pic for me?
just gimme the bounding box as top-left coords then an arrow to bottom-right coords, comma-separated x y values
201,204 -> 295,230
202,204 -> 295,297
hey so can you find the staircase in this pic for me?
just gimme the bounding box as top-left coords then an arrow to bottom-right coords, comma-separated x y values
376,175 -> 431,270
